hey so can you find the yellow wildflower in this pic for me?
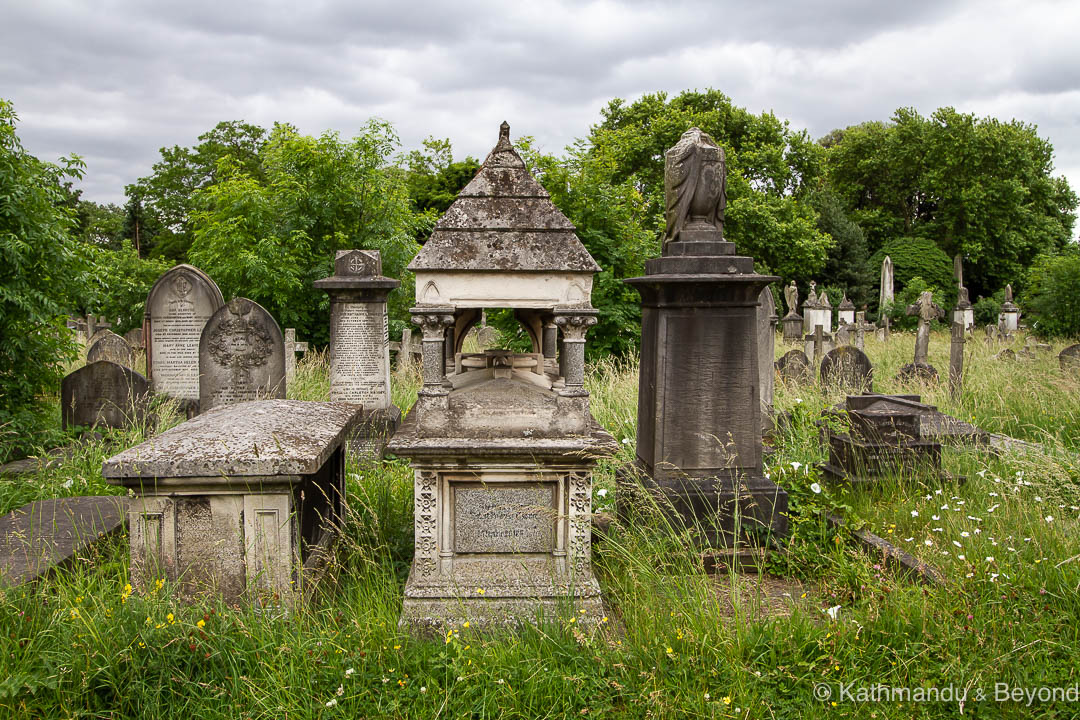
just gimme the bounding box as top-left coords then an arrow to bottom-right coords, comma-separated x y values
723,696 -> 732,705
197,619 -> 206,629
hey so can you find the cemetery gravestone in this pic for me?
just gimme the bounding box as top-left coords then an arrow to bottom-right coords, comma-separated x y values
949,321 -> 965,398
999,284 -> 1019,336
776,349 -> 812,383
123,327 -> 144,350
145,265 -> 224,412
284,328 -> 309,387
819,346 -> 873,392
758,287 -> 776,432
61,361 -> 150,430
879,255 -> 894,309
198,298 -> 285,412
899,290 -> 943,381
86,330 -> 135,369
1059,344 -> 1080,371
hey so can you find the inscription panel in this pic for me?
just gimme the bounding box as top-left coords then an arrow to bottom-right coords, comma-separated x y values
330,301 -> 390,408
148,268 -> 223,400
453,484 -> 556,554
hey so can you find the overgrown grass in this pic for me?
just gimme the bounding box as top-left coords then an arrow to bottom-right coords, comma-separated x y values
1,332 -> 1078,718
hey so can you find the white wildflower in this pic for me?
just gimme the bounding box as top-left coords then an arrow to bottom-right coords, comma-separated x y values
810,482 -> 822,494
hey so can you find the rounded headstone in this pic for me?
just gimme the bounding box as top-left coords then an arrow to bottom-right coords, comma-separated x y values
1059,344 -> 1080,371
775,349 -> 812,383
61,361 -> 150,430
86,330 -> 135,369
820,346 -> 873,392
897,362 -> 939,381
123,327 -> 144,350
145,264 -> 225,403
199,297 -> 285,412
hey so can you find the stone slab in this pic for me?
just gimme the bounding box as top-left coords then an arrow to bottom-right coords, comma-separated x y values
102,400 -> 364,480
0,497 -> 128,587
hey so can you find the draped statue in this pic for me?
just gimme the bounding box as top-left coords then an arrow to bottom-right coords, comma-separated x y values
662,127 -> 726,250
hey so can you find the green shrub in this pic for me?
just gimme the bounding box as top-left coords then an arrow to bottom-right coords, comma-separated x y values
869,236 -> 955,310
1024,249 -> 1080,339
887,276 -> 948,331
972,293 -> 1002,328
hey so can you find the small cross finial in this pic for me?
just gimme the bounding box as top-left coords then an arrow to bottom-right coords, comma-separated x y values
499,121 -> 510,141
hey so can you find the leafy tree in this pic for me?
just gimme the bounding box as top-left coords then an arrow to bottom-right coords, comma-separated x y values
1024,249 -> 1080,338
0,100 -> 85,461
75,244 -> 171,334
404,138 -> 480,223
588,90 -> 833,282
825,107 -> 1078,298
124,121 -> 267,262
519,138 -> 655,358
810,188 -> 873,307
188,120 -> 422,345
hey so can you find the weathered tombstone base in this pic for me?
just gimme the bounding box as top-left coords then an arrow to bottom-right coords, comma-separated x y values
820,395 -> 947,485
897,362 -> 939,382
390,418 -> 608,633
103,400 -> 363,605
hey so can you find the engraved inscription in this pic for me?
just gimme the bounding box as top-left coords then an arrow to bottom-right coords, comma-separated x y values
454,485 -> 556,554
330,302 -> 390,408
150,271 -> 218,400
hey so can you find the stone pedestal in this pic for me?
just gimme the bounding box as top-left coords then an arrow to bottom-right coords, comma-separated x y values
314,250 -> 402,456
626,237 -> 788,547
103,400 -> 363,604
782,312 -> 803,343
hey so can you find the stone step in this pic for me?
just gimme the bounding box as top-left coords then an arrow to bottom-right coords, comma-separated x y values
0,496 -> 128,587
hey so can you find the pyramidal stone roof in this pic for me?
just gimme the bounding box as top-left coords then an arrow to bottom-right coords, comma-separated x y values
408,122 -> 601,273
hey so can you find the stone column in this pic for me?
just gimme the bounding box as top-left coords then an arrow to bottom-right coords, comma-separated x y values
542,321 -> 558,360
949,320 -> 965,399
855,311 -> 866,350
553,313 -> 597,395
412,310 -> 455,395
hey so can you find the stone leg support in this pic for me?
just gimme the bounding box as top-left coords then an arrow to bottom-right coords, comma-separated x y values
554,314 -> 596,394
412,310 -> 456,394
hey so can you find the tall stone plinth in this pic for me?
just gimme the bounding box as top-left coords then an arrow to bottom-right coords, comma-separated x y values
626,240 -> 788,548
315,250 -> 402,455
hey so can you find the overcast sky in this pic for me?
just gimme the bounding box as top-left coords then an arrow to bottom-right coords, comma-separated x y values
3,0 -> 1079,211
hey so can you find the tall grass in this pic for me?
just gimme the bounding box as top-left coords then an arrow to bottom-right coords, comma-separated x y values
0,331 -> 1077,717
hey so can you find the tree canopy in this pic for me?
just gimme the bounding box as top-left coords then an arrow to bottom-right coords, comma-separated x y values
824,107 -> 1078,300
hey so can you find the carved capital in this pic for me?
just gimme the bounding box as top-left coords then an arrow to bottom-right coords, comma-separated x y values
554,314 -> 597,341
412,313 -> 455,341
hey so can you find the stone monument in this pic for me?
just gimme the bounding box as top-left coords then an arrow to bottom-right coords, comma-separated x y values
61,361 -> 150,431
86,330 -> 135,369
802,281 -> 820,336
999,284 -> 1019,336
954,286 -> 974,333
625,127 -> 788,553
879,255 -> 894,310
198,298 -> 285,412
781,281 -> 802,342
387,122 -> 616,632
819,346 -> 873,392
283,329 -> 309,387
776,349 -> 812,383
899,290 -> 943,380
1059,344 -> 1080,371
314,249 -> 402,454
949,320 -> 965,399
144,265 -> 224,414
758,287 -> 777,433
837,294 -> 855,327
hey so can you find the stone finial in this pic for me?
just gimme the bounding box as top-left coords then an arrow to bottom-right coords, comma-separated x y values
662,127 -> 726,249
806,281 -> 818,306
1004,284 -> 1014,304
335,249 -> 381,277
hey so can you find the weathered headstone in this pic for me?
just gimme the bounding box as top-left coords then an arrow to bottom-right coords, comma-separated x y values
757,287 -> 776,433
144,265 -> 225,412
86,330 -> 135,368
820,346 -> 873,392
394,328 -> 423,371
1059,344 -> 1080,371
775,349 -> 812,383
198,298 -> 285,412
879,255 -> 894,310
123,327 -> 144,350
954,285 -> 974,333
996,347 -> 1016,361
61,361 -> 150,430
802,281 -> 819,335
948,321 -> 965,399
283,328 -> 309,387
